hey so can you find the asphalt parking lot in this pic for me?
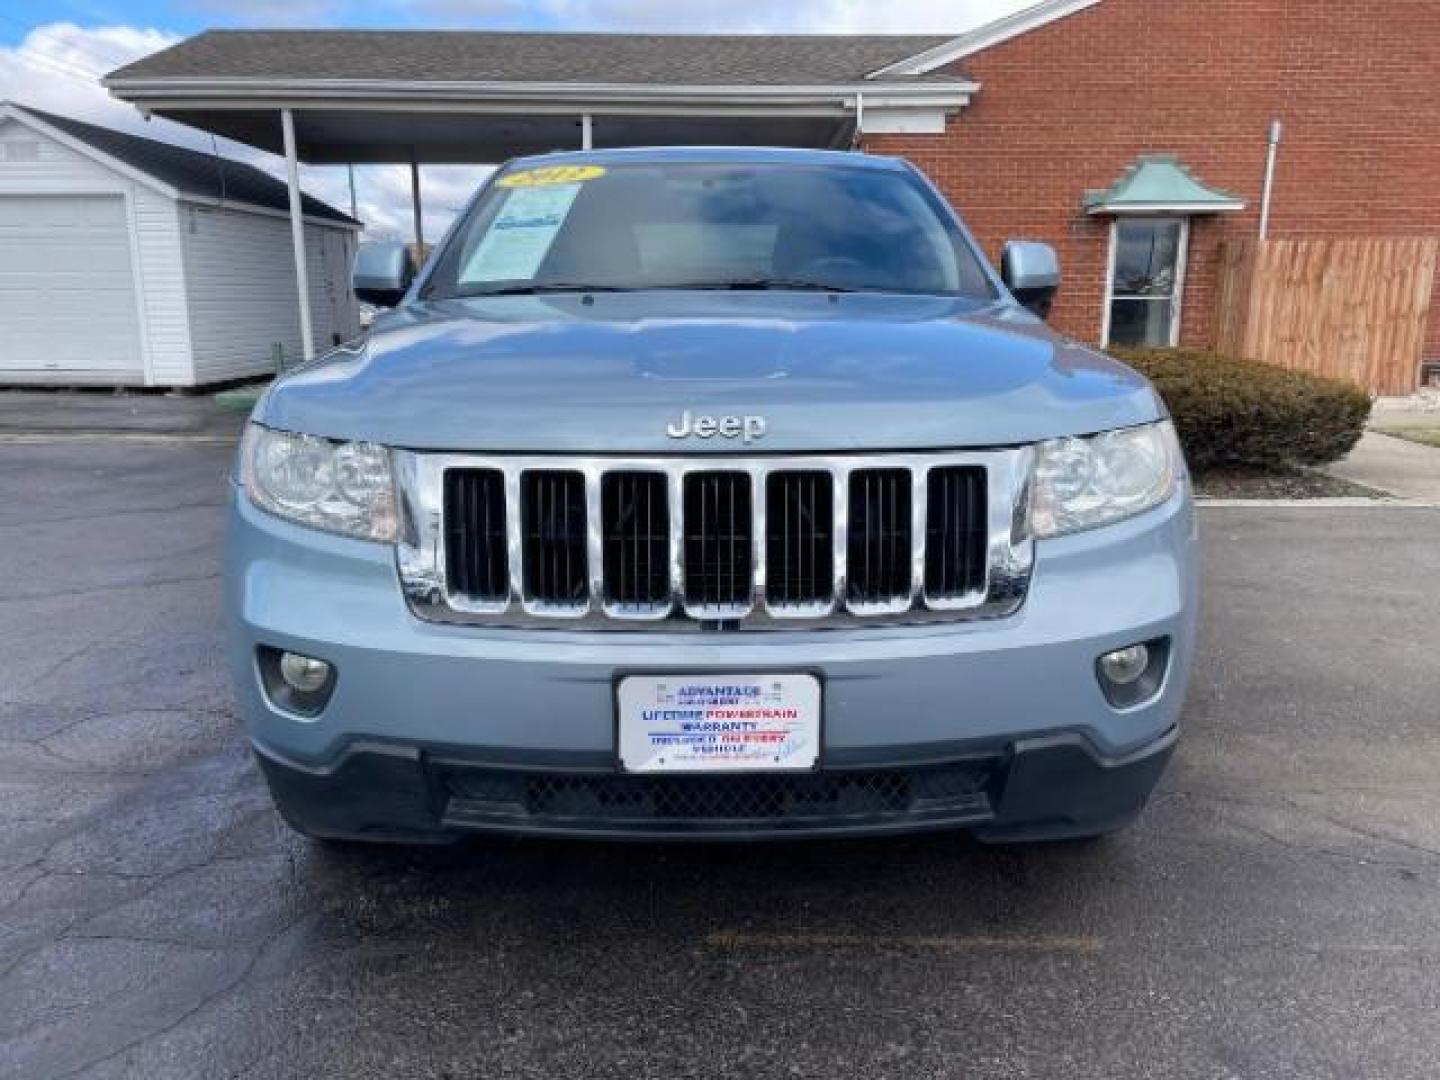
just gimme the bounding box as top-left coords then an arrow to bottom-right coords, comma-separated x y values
3,438 -> 1439,1079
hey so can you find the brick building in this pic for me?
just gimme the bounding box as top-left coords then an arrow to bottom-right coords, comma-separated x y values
107,0 -> 1438,384
862,0 -> 1440,370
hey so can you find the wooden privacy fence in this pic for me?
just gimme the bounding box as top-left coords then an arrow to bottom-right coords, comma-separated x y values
1213,237 -> 1438,395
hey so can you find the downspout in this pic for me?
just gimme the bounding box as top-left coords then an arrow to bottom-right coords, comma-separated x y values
851,91 -> 864,150
1259,119 -> 1282,240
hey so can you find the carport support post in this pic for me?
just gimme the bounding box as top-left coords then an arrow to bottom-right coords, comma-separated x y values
410,152 -> 423,254
280,108 -> 315,363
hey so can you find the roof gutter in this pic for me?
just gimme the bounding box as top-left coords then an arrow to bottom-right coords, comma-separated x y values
176,191 -> 361,231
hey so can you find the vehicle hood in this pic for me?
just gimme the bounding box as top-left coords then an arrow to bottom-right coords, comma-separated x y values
260,292 -> 1164,453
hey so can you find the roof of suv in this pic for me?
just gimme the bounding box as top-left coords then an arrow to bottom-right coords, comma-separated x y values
501,146 -> 909,172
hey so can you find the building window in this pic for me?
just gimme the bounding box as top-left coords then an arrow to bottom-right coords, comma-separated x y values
1103,217 -> 1189,348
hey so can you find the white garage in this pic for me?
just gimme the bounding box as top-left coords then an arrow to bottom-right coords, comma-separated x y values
0,102 -> 360,387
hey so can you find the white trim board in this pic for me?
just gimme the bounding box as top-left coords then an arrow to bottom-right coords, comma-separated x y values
869,0 -> 1105,77
108,78 -> 980,108
1087,199 -> 1246,216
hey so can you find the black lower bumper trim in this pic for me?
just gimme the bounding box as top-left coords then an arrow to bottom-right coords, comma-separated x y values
253,727 -> 1177,844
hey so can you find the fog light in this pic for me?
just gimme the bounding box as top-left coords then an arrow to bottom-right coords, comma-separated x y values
1095,638 -> 1170,710
279,652 -> 331,693
1098,644 -> 1150,686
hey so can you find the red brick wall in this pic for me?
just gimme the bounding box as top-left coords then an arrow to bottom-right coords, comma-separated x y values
864,0 -> 1440,377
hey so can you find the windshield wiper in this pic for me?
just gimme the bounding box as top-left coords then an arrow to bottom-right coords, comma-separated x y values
444,282 -> 638,298
661,278 -> 857,293
437,278 -> 860,299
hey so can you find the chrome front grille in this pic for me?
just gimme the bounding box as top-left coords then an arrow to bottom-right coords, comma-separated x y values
396,450 -> 1035,631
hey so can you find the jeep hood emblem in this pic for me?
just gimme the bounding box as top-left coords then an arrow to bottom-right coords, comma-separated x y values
666,411 -> 767,444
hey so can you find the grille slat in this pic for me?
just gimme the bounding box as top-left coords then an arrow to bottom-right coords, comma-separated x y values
521,470 -> 588,607
444,469 -> 508,602
602,472 -> 670,610
433,456 -> 1011,627
684,472 -> 753,611
847,468 -> 913,607
766,471 -> 834,609
925,467 -> 988,601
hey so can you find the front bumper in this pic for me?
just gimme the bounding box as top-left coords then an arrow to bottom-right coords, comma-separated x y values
254,724 -> 1178,842
226,484 -> 1197,840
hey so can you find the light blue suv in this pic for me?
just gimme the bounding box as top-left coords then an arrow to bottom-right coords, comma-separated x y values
226,148 -> 1196,844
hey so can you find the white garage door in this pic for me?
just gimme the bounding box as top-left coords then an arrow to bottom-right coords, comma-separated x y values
0,195 -> 144,381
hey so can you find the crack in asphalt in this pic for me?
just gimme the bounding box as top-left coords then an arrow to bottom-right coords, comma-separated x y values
50,912 -> 318,1080
0,571 -> 221,606
1162,788 -> 1440,874
0,500 -> 227,530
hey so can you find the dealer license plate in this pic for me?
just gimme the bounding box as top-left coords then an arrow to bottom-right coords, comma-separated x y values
617,673 -> 821,773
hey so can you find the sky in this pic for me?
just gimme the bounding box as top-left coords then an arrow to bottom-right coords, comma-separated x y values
0,1 -> 1031,239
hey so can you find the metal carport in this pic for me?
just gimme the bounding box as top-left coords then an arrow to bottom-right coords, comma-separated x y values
103,30 -> 976,359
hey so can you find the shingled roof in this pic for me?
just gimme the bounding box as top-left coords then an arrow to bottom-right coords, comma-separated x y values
10,103 -> 357,225
107,30 -> 961,86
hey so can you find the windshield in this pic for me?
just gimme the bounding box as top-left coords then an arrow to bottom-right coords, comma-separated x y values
421,161 -> 996,300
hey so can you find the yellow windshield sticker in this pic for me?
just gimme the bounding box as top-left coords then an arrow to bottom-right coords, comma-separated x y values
497,165 -> 607,188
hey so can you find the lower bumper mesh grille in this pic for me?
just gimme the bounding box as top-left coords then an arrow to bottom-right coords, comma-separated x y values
441,761 -> 999,832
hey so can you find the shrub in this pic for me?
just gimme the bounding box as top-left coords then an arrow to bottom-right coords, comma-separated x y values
1111,347 -> 1372,471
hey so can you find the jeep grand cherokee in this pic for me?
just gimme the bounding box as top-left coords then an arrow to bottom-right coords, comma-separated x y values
226,147 -> 1195,843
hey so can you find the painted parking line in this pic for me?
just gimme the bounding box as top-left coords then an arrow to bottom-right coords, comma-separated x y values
1197,497 -> 1438,509
0,432 -> 239,444
705,931 -> 1103,954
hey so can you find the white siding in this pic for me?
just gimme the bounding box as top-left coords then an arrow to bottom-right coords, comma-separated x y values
130,188 -> 192,385
0,116 -> 121,191
181,204 -> 360,384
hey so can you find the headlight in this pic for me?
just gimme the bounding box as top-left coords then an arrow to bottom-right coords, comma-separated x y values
240,424 -> 397,542
1029,420 -> 1183,538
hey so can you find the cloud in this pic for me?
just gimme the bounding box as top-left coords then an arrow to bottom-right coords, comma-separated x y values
186,0 -> 345,27
409,0 -> 1024,32
335,163 -> 494,240
0,23 -> 180,133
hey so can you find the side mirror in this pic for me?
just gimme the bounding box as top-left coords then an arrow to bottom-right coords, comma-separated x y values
1000,240 -> 1061,320
353,241 -> 417,308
